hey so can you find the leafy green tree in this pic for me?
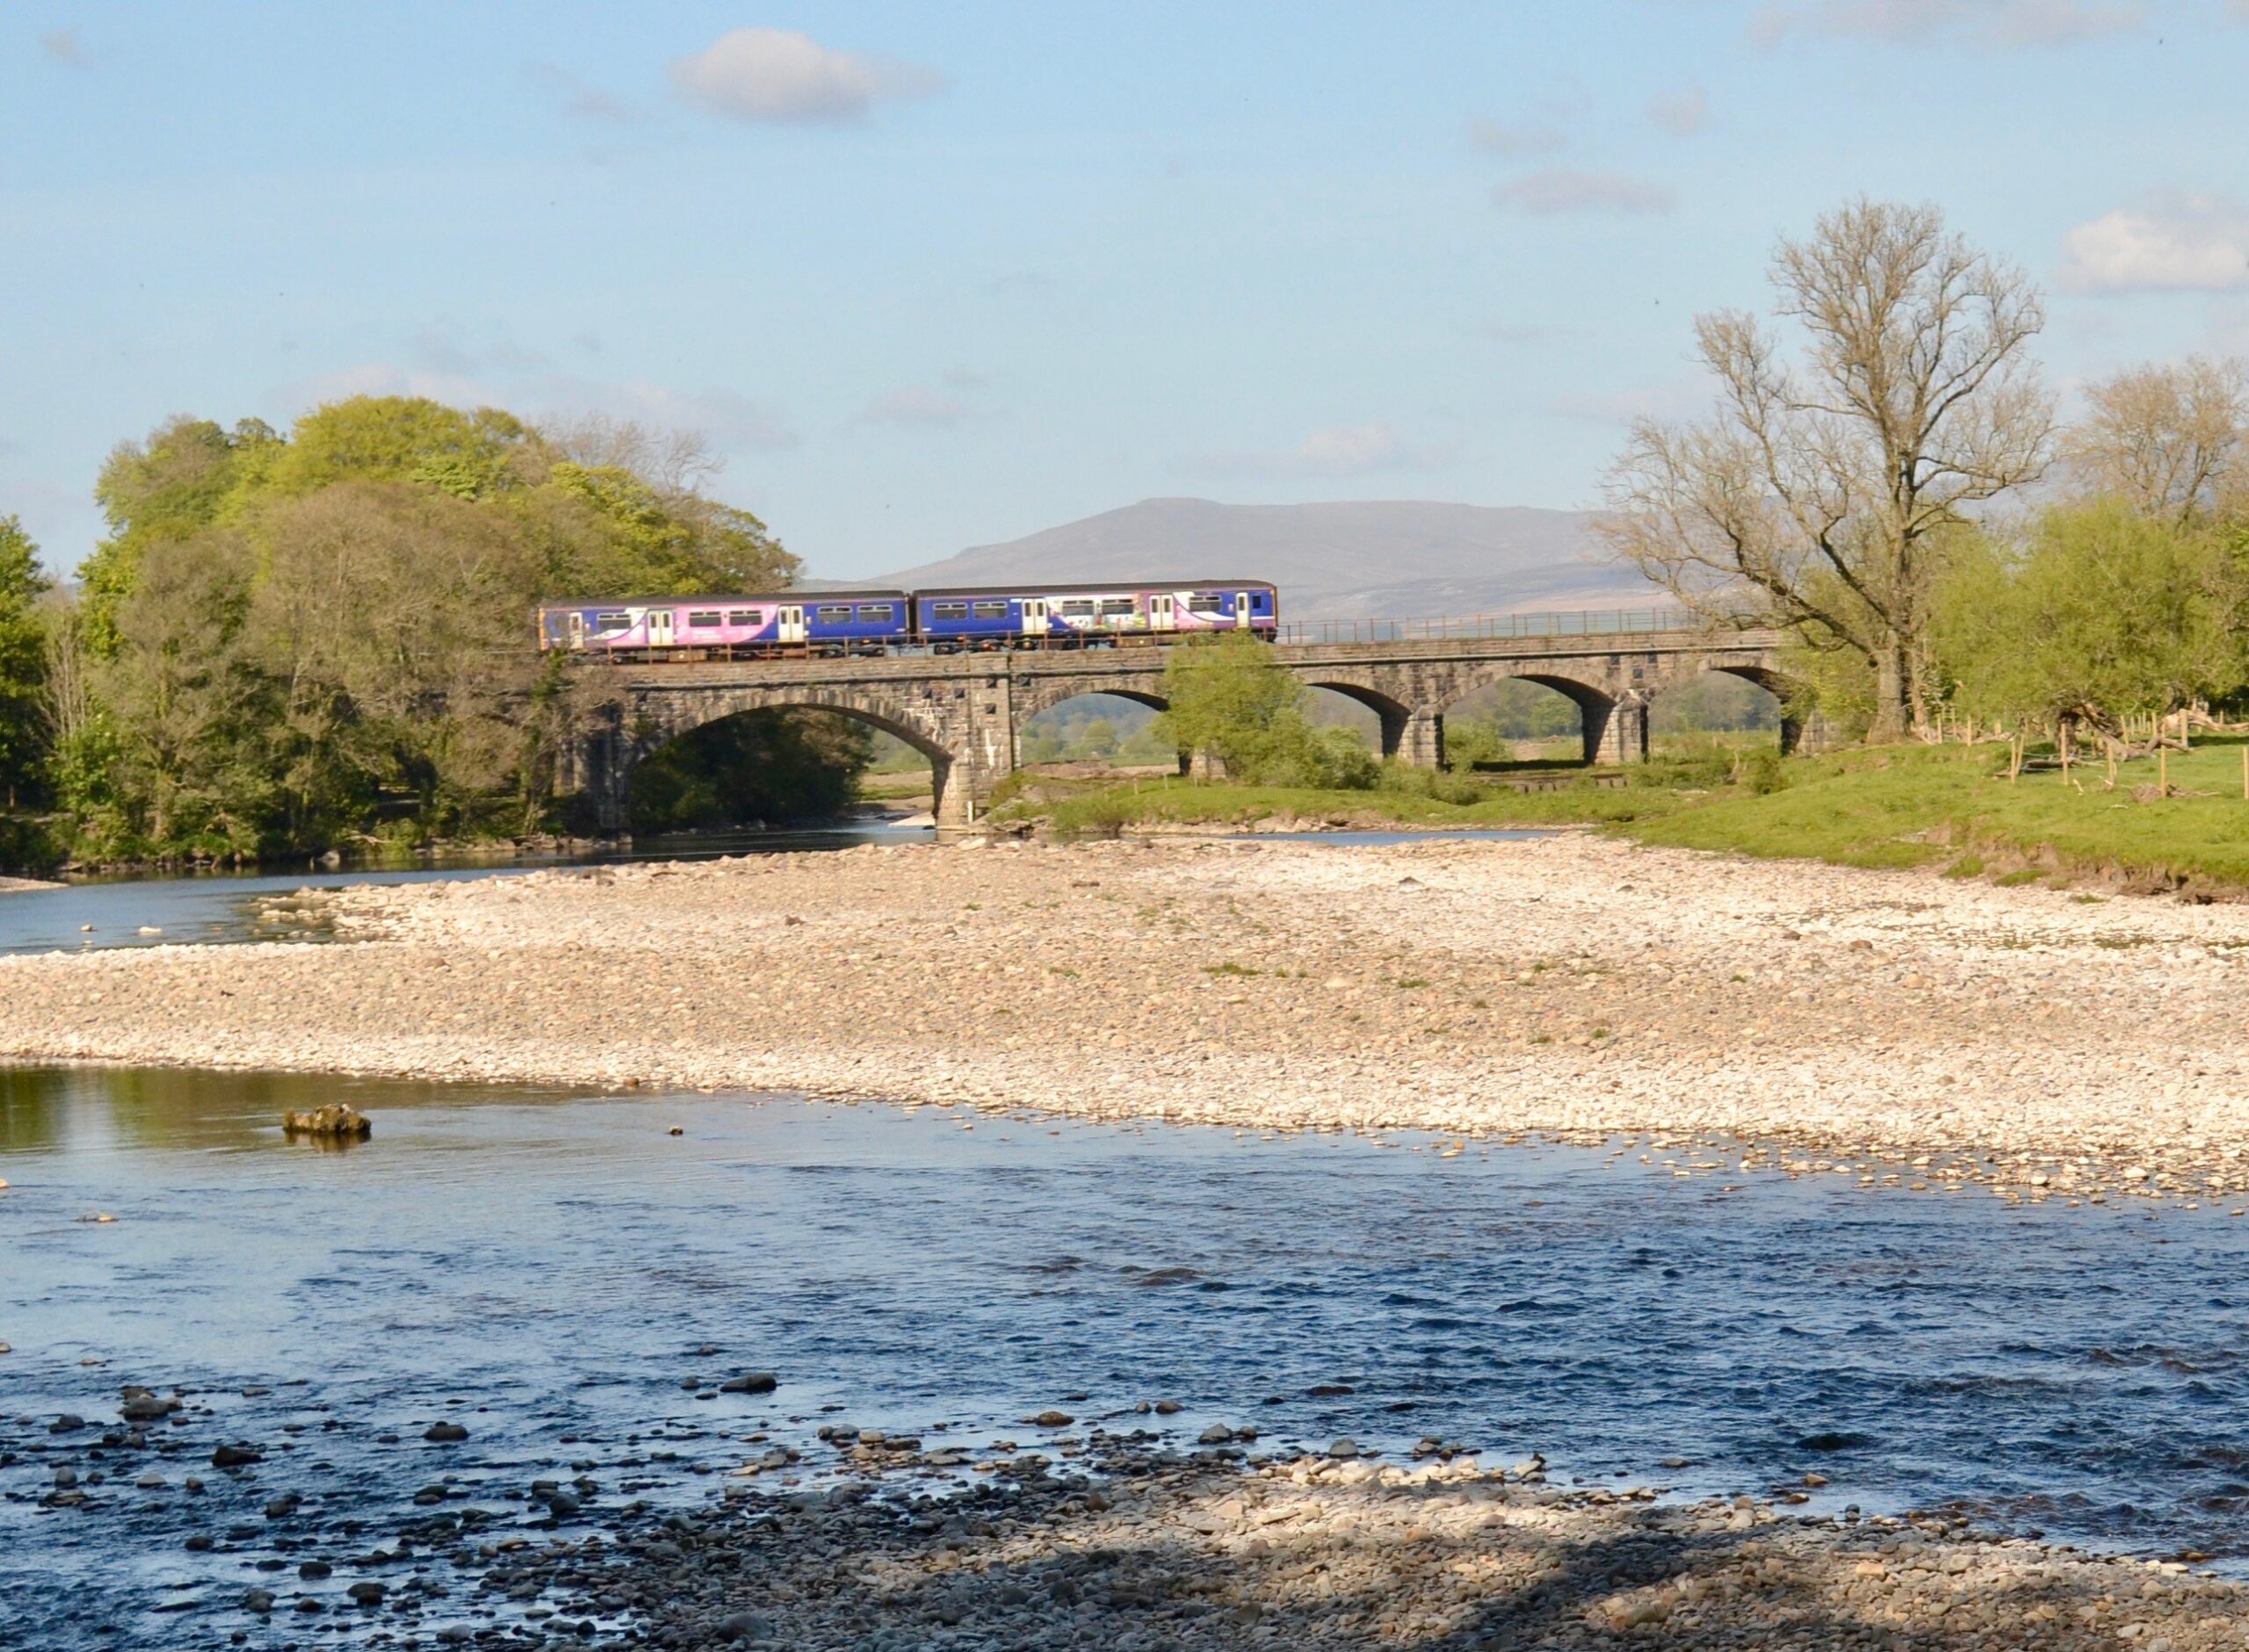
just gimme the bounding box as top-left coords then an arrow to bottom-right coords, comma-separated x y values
82,416 -> 279,652
59,393 -> 814,864
1155,631 -> 1308,778
1933,501 -> 2242,747
0,516 -> 53,807
629,709 -> 873,829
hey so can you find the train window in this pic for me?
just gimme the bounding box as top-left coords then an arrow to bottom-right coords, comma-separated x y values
816,605 -> 854,622
931,601 -> 969,620
595,611 -> 632,632
857,603 -> 894,622
1098,599 -> 1135,617
727,610 -> 757,626
686,610 -> 721,628
1059,599 -> 1096,617
971,600 -> 1009,619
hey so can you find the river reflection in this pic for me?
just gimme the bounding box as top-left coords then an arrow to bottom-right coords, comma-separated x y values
5,1068 -> 2249,1647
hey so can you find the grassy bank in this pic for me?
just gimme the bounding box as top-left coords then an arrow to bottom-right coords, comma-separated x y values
993,735 -> 2249,891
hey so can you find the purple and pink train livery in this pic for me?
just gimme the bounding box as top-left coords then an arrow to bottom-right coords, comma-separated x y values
537,580 -> 1278,659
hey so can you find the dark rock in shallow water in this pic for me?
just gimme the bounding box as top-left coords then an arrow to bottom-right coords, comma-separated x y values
282,1103 -> 372,1140
423,1421 -> 469,1442
720,1372 -> 777,1395
211,1443 -> 263,1468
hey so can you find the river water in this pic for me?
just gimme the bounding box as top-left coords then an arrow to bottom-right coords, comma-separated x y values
5,1067 -> 2249,1647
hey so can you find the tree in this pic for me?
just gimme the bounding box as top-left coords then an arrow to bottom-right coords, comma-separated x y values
1597,198 -> 2053,741
1931,501 -> 2241,754
1155,631 -> 1307,777
2063,357 -> 2246,525
0,516 -> 53,807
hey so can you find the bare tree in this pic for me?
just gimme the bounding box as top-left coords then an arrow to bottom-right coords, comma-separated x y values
37,588 -> 92,751
541,413 -> 721,497
2063,356 -> 2246,524
1596,198 -> 2053,740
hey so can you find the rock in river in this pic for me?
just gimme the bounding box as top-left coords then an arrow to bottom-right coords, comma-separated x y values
283,1103 -> 372,1140
720,1371 -> 777,1395
423,1421 -> 469,1442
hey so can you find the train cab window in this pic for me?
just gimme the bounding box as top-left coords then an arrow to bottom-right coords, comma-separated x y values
1097,599 -> 1136,618
1187,593 -> 1226,615
727,610 -> 758,626
816,604 -> 854,622
857,603 -> 894,622
931,601 -> 970,620
686,610 -> 722,628
594,611 -> 632,633
1059,599 -> 1096,617
971,600 -> 1009,619
1251,591 -> 1270,610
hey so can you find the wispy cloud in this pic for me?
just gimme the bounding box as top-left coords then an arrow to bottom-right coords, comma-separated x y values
1551,379 -> 1711,425
1752,0 -> 2143,47
2062,191 -> 2249,292
1647,83 -> 1710,136
855,386 -> 973,429
1466,118 -> 1566,157
40,26 -> 83,67
275,362 -> 799,457
669,27 -> 940,124
1197,422 -> 1446,480
1493,168 -> 1674,216
528,62 -> 632,122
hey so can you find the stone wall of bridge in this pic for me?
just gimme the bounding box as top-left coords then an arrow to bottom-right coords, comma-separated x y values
560,628 -> 1790,830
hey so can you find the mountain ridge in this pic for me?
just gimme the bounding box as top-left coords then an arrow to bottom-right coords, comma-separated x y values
829,497 -> 1667,623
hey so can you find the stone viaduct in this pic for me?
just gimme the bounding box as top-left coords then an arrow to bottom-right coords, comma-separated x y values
559,617 -> 1791,828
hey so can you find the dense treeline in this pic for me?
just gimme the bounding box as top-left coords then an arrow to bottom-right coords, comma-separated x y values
0,395 -> 866,870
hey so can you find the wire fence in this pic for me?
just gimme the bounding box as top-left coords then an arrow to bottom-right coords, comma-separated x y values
1276,607 -> 1719,646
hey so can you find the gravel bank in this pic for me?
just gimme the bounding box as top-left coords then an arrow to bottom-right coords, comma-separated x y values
524,1437 -> 2249,1650
2,833 -> 2245,1197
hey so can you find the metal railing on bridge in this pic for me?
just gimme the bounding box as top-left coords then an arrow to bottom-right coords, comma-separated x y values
1276,606 -> 1714,646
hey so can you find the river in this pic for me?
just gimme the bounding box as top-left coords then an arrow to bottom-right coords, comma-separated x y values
4,1066 -> 2249,1647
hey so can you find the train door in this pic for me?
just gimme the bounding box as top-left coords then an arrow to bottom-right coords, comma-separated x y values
1233,591 -> 1252,628
1148,593 -> 1175,633
777,604 -> 806,645
566,612 -> 586,648
647,609 -> 675,649
1021,598 -> 1049,643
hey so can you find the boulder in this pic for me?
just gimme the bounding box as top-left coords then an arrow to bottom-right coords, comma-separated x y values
282,1104 -> 372,1140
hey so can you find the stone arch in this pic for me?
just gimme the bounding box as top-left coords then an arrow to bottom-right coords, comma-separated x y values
1440,668 -> 1639,766
1013,684 -> 1172,769
1298,676 -> 1418,760
1698,661 -> 1809,754
593,685 -> 969,828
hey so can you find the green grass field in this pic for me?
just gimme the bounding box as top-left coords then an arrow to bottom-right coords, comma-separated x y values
988,735 -> 2249,891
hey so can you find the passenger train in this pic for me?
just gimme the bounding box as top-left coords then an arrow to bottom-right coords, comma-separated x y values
537,580 -> 1279,660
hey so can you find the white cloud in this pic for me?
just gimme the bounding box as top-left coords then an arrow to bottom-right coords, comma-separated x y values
669,27 -> 939,124
2061,192 -> 2249,292
1647,83 -> 1710,136
855,386 -> 972,428
40,27 -> 83,66
1467,118 -> 1566,157
1493,168 -> 1674,215
1752,0 -> 2142,47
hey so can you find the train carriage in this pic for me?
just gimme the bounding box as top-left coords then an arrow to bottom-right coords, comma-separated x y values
538,590 -> 913,660
915,581 -> 1277,650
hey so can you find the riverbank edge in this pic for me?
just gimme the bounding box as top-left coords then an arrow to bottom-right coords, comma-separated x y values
575,1439 -> 2249,1649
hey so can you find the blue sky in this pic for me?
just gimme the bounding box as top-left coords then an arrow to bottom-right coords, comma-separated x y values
4,1 -> 2248,579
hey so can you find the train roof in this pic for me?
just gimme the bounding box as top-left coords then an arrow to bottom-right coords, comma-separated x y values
538,589 -> 910,610
910,579 -> 1276,599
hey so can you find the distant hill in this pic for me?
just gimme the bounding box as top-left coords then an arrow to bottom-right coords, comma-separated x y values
860,498 -> 1666,623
